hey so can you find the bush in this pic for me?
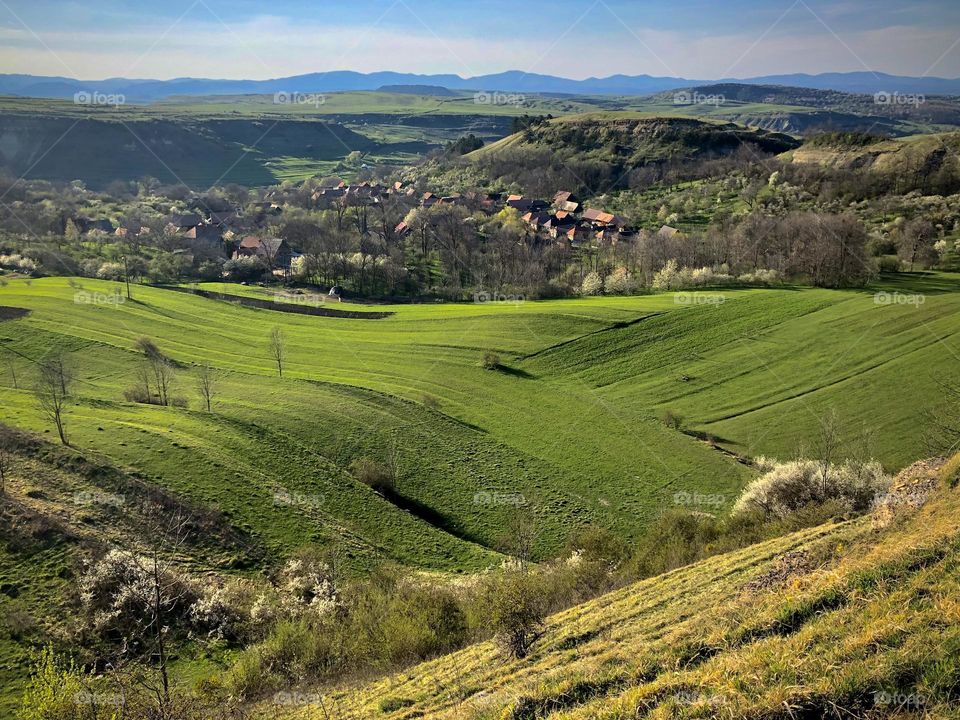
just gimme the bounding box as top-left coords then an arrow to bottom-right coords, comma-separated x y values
603,267 -> 636,294
481,571 -> 546,659
481,351 -> 501,370
660,410 -> 684,430
349,457 -> 396,494
580,271 -> 603,296
96,262 -> 125,281
733,458 -> 890,519
223,256 -> 268,282
877,256 -> 901,273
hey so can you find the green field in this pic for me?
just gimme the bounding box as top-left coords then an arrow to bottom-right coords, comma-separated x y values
1,275 -> 957,571
2,274 -> 960,713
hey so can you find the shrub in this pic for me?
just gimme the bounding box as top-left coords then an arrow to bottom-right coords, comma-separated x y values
350,457 -> 396,494
580,271 -> 603,296
733,458 -> 890,519
223,256 -> 268,282
738,268 -> 783,285
603,267 -> 635,294
17,646 -> 88,720
96,262 -> 126,281
660,410 -> 684,430
481,351 -> 501,370
481,571 -> 546,659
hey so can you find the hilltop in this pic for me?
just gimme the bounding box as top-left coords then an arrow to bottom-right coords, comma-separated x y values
470,114 -> 800,164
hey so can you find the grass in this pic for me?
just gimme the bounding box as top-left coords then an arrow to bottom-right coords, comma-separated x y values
262,484 -> 960,719
2,273 -> 959,713
1,276 -> 958,568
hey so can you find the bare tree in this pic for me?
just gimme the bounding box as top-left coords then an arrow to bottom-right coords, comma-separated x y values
136,337 -> 175,406
814,409 -> 842,496
269,326 -> 286,377
195,364 -> 220,412
128,512 -> 193,715
35,355 -> 73,445
498,505 -> 539,572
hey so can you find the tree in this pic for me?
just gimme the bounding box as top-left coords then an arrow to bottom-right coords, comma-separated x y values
814,409 -> 842,497
896,218 -> 939,271
269,326 -> 286,377
35,355 -> 73,445
195,364 -> 219,412
136,337 -> 175,406
482,570 -> 546,659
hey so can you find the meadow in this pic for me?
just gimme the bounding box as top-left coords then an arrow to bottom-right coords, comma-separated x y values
1,274 -> 956,572
1,273 -> 959,713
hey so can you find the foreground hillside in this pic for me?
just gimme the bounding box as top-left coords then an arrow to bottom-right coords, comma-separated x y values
271,473 -> 960,719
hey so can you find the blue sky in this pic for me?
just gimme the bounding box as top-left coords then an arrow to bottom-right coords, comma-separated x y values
1,0 -> 958,80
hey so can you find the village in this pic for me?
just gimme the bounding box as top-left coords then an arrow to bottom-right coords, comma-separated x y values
67,179 -> 660,279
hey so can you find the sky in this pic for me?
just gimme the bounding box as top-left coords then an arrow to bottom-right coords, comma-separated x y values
1,0 -> 959,81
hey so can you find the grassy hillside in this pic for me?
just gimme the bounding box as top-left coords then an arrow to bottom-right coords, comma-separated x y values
2,274 -> 959,712
0,275 -> 956,564
283,472 -> 960,719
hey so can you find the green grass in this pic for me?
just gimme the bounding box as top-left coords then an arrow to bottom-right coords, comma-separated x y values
2,274 -> 960,714
1,275 -> 957,574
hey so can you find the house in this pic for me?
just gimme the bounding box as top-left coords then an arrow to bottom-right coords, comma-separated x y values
582,208 -> 627,230
566,223 -> 596,247
552,191 -> 581,213
658,225 -> 681,239
208,211 -> 240,229
185,224 -> 225,250
171,213 -> 203,230
234,237 -> 293,271
522,211 -> 553,230
395,221 -> 411,239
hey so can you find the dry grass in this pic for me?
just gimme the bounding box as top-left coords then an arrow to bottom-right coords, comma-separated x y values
260,486 -> 960,719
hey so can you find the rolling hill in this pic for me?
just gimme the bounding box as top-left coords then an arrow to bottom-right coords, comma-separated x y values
270,467 -> 960,719
2,274 -> 960,710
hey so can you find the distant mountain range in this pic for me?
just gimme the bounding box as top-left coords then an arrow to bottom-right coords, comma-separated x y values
1,70 -> 958,102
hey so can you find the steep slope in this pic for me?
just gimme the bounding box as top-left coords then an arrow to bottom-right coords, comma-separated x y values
271,477 -> 960,719
783,130 -> 960,175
